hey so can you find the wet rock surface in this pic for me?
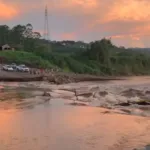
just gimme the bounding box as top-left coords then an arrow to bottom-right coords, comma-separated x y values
121,88 -> 145,98
1,77 -> 150,116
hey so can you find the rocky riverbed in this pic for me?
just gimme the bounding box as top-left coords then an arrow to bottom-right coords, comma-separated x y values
1,76 -> 150,116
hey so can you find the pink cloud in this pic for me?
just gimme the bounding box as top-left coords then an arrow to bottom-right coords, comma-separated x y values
2,0 -> 150,47
0,0 -> 18,20
54,32 -> 77,40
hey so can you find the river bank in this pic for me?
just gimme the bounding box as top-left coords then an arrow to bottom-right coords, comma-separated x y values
0,68 -> 124,82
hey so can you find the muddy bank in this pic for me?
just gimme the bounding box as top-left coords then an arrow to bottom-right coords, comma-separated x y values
0,70 -> 43,82
47,72 -> 124,84
0,69 -> 124,83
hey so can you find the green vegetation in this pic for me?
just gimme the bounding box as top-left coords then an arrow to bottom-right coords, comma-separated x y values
1,24 -> 150,75
0,51 -> 53,69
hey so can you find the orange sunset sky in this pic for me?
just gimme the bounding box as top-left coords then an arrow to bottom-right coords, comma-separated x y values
0,0 -> 150,47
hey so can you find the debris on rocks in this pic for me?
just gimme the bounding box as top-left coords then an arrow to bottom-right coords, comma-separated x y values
46,72 -> 122,85
47,74 -> 74,85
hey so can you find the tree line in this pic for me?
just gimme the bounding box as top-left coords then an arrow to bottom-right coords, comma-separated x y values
0,23 -> 150,75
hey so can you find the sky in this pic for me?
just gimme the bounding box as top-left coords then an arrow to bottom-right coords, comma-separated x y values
0,0 -> 150,47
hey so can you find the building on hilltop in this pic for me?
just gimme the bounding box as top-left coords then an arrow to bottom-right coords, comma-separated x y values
0,44 -> 15,51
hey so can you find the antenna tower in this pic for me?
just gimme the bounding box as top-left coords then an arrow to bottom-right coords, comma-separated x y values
44,5 -> 51,50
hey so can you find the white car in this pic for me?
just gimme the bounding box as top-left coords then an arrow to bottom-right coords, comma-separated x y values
11,63 -> 17,70
17,65 -> 30,72
3,65 -> 14,71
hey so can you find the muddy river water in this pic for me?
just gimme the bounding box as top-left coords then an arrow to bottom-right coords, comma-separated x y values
1,77 -> 150,150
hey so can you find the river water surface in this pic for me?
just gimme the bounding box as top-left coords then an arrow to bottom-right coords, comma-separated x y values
0,99 -> 150,150
1,77 -> 150,150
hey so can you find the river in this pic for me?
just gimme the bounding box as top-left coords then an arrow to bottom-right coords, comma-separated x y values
0,77 -> 150,150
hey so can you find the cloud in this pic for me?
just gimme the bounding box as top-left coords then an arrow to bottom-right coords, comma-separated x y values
0,0 -> 18,20
1,0 -> 150,47
55,32 -> 77,40
102,0 -> 150,22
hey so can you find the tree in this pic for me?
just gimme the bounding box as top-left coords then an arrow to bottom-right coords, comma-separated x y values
87,39 -> 112,66
23,24 -> 33,38
0,25 -> 10,44
32,32 -> 41,39
10,25 -> 26,44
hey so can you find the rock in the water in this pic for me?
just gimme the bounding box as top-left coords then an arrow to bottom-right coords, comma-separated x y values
90,86 -> 100,92
131,100 -> 150,105
99,91 -> 108,97
115,101 -> 131,106
121,88 -> 144,98
43,91 -> 51,97
75,89 -> 93,98
145,91 -> 150,94
77,92 -> 93,98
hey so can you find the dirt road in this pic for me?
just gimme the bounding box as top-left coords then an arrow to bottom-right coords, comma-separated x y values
0,70 -> 43,81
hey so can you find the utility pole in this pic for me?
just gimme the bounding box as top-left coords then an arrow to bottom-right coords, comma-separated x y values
44,5 -> 51,51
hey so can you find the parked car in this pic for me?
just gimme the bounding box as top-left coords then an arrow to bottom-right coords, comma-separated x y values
16,65 -> 30,72
11,63 -> 17,70
3,65 -> 14,71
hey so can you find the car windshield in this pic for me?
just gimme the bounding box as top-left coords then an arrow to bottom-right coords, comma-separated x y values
20,65 -> 26,67
7,66 -> 12,68
22,66 -> 27,68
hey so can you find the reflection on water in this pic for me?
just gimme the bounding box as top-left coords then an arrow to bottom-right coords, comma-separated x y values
0,99 -> 150,150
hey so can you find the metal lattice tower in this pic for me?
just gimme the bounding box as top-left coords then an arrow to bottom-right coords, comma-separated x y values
44,5 -> 51,50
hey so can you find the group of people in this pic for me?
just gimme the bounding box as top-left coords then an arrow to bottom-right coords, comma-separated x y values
29,68 -> 59,75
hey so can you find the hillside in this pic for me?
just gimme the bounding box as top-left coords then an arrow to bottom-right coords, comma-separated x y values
1,24 -> 150,75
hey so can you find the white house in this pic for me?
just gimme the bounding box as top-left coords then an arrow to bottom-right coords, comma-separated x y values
0,44 -> 14,51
